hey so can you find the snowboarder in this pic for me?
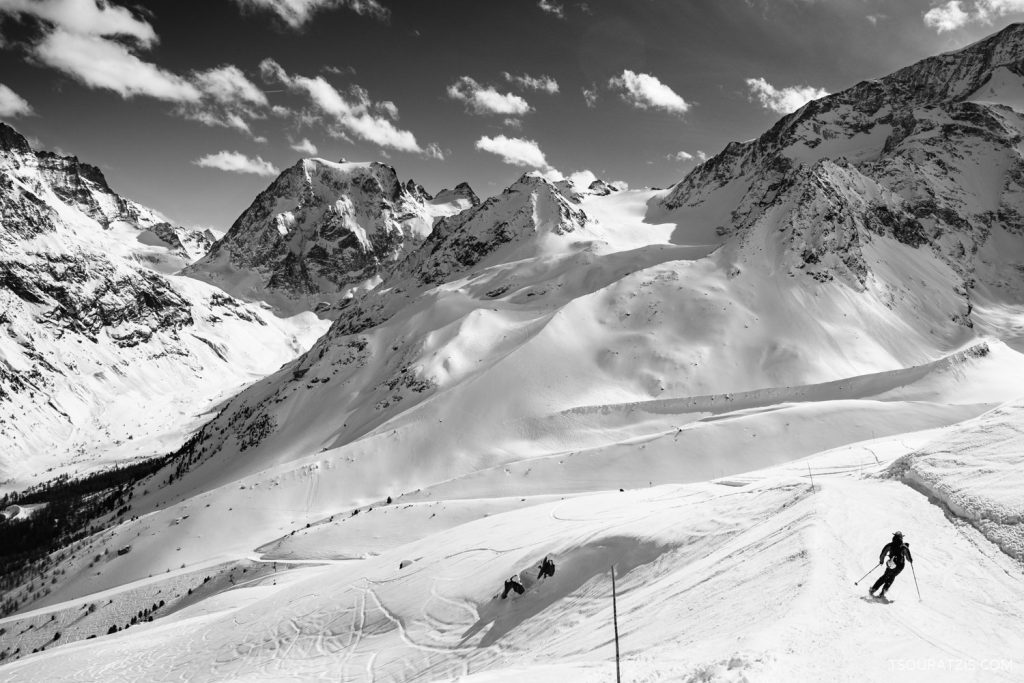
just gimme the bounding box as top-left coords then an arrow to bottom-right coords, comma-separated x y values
536,556 -> 555,580
501,574 -> 525,599
869,531 -> 913,598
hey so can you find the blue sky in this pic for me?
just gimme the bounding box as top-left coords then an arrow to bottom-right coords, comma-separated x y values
1,0 -> 1022,228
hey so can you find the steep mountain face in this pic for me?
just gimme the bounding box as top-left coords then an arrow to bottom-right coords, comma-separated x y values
186,160 -> 475,316
663,23 -> 1024,323
0,124 -> 324,488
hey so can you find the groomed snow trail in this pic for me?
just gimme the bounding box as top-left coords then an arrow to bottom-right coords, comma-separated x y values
3,447 -> 1021,682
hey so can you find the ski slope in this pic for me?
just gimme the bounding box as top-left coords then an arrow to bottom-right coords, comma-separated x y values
1,421 -> 1021,682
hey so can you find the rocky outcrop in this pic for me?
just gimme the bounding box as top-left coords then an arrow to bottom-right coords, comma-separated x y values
187,160 -> 471,314
661,23 -> 1024,311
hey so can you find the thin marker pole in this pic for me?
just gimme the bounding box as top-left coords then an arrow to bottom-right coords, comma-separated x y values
807,463 -> 816,492
611,565 -> 621,683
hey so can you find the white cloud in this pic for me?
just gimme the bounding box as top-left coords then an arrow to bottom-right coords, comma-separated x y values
0,0 -> 157,46
0,1 -> 215,105
424,142 -> 445,160
261,58 -> 424,153
503,72 -> 560,94
232,0 -> 389,28
566,169 -> 597,189
696,150 -> 708,162
745,77 -> 828,114
447,76 -> 531,116
475,135 -> 550,169
193,65 -> 267,107
35,30 -> 201,101
923,0 -> 1024,32
376,100 -> 399,120
0,83 -> 34,118
538,0 -> 565,18
924,1 -> 971,31
670,151 -> 694,161
582,86 -> 598,108
290,137 -> 318,155
193,150 -> 279,176
608,70 -> 689,115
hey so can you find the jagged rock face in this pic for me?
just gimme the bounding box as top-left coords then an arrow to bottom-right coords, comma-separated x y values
0,122 -> 323,483
663,23 -> 1024,311
331,173 -> 591,337
433,182 -> 480,207
187,160 -> 473,314
149,223 -> 216,262
1,123 -> 163,230
408,174 -> 588,286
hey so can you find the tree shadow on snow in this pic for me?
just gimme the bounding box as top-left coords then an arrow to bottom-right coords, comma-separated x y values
459,536 -> 668,648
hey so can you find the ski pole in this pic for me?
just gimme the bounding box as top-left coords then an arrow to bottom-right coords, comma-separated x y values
910,562 -> 921,600
854,563 -> 880,585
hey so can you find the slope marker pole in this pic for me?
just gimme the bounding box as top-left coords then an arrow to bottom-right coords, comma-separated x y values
807,463 -> 816,492
611,565 -> 621,683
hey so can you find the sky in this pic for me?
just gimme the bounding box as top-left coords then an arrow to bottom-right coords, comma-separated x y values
1,0 -> 1023,229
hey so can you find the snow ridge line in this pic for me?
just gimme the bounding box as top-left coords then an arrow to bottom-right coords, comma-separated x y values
885,455 -> 1024,563
557,342 -> 993,418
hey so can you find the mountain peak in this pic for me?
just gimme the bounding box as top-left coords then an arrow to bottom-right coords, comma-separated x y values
0,122 -> 31,155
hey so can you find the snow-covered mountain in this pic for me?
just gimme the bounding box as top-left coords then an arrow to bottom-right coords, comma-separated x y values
3,25 -> 1024,683
185,159 -> 477,316
0,123 -> 325,489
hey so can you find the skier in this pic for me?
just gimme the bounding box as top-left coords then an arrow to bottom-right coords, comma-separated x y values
500,574 -> 525,599
869,531 -> 913,598
536,556 -> 555,580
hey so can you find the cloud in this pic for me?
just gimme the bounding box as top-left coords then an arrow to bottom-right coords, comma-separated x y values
447,76 -> 531,116
290,137 -> 318,155
424,142 -> 445,160
538,0 -> 565,18
376,100 -> 399,120
0,1 -> 208,104
924,1 -> 971,31
923,0 -> 1024,32
745,77 -> 828,114
35,29 -> 201,101
232,0 -> 389,28
475,135 -> 550,169
0,0 -> 157,46
582,85 -> 598,108
0,83 -> 34,118
260,57 -> 425,153
193,65 -> 267,107
503,72 -> 560,94
668,150 -> 707,163
608,70 -> 689,115
193,150 -> 279,176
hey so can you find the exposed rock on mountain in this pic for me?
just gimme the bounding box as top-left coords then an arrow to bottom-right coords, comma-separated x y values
186,160 -> 475,316
432,181 -> 480,207
663,23 -> 1024,318
0,124 -> 324,486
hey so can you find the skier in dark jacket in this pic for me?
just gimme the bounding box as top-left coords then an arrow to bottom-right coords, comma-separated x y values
869,531 -> 913,598
536,556 -> 555,580
500,574 -> 524,599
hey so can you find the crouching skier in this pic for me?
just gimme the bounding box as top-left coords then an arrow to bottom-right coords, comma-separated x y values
870,531 -> 913,598
501,574 -> 525,599
536,556 -> 555,580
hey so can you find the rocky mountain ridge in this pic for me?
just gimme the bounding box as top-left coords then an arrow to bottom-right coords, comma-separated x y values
186,159 -> 477,316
